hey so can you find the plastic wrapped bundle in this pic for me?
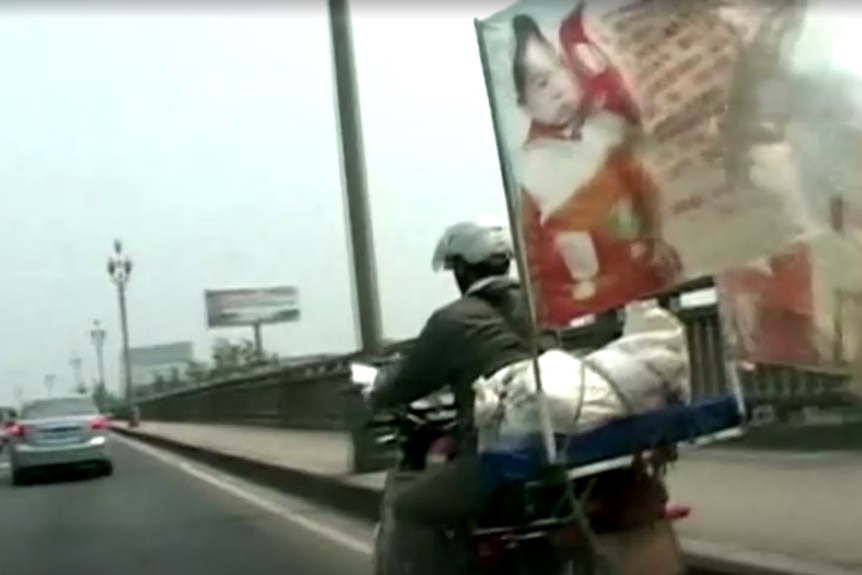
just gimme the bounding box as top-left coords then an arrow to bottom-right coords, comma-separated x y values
473,304 -> 691,451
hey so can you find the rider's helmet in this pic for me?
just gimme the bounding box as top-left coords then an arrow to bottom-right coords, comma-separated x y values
431,217 -> 514,293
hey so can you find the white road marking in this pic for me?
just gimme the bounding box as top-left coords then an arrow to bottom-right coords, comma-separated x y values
690,448 -> 861,465
113,434 -> 373,556
114,436 -> 859,574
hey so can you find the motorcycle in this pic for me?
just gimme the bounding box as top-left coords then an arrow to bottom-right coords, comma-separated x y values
354,364 -> 688,575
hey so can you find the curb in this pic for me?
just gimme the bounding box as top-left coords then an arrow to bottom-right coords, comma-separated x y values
112,426 -> 850,575
112,426 -> 381,522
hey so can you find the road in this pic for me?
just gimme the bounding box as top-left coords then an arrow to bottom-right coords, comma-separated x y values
670,449 -> 862,571
0,437 -> 373,575
116,421 -> 862,572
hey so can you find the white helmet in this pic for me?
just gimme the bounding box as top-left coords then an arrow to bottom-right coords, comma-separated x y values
431,217 -> 514,272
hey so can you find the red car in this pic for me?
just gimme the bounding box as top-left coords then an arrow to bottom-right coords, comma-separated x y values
1,408 -> 19,450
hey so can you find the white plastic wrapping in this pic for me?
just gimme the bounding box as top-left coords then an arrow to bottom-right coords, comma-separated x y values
474,304 -> 690,450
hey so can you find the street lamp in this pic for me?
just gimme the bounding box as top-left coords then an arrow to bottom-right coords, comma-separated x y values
107,239 -> 138,427
44,374 -> 56,396
89,319 -> 107,402
70,353 -> 84,394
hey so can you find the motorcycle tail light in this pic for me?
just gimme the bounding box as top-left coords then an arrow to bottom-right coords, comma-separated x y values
474,535 -> 507,564
664,504 -> 691,522
426,437 -> 455,466
551,524 -> 588,556
90,416 -> 110,431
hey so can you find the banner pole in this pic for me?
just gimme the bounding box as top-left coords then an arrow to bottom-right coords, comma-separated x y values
474,18 -> 557,464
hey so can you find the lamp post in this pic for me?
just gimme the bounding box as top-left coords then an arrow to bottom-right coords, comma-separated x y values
107,239 -> 138,427
90,319 -> 107,403
44,374 -> 56,396
70,353 -> 85,394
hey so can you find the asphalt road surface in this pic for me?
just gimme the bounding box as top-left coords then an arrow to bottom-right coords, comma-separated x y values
0,437 -> 373,575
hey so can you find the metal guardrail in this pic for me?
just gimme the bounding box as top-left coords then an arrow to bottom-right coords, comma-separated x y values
134,278 -> 852,429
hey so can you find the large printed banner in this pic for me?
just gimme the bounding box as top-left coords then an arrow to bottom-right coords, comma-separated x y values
712,5 -> 862,372
716,244 -> 818,368
477,0 -> 817,327
717,197 -> 862,370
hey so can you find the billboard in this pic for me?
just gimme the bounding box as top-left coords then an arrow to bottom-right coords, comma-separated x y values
126,341 -> 194,387
128,341 -> 194,367
205,286 -> 300,328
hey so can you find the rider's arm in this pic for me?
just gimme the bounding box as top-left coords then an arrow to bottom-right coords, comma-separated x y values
368,309 -> 458,411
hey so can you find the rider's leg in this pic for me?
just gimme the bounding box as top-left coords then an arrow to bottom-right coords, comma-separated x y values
391,456 -> 492,527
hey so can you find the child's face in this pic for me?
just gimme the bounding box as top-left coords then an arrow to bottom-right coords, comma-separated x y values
521,37 -> 582,127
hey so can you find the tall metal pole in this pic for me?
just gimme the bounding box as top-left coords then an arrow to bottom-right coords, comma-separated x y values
831,196 -> 846,364
107,239 -> 138,427
118,285 -> 134,415
252,322 -> 264,358
327,0 -> 383,355
44,374 -> 56,396
70,353 -> 84,393
90,319 -> 107,396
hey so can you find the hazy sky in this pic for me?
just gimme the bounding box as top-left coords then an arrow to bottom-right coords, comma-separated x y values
2,3 -> 860,404
0,4 -> 512,403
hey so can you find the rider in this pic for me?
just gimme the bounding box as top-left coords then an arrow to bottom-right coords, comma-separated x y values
365,217 -> 553,529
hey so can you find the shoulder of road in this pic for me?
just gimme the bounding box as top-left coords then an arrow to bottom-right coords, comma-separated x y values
112,421 -> 862,575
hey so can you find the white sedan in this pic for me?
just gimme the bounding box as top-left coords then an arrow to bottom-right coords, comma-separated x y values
6,396 -> 113,485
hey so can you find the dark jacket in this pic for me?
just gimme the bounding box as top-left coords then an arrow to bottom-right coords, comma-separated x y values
368,277 -> 553,452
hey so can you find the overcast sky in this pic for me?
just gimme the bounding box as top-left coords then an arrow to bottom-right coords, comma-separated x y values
0,4 -> 514,403
1,3 -> 859,404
